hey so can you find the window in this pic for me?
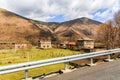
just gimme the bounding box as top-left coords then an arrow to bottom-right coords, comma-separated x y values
47,45 -> 49,48
43,45 -> 45,48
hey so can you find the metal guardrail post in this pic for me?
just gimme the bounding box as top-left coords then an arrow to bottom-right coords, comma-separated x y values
108,54 -> 111,60
90,58 -> 94,65
25,69 -> 28,80
104,54 -> 113,62
88,58 -> 96,66
107,54 -> 113,61
64,62 -> 67,70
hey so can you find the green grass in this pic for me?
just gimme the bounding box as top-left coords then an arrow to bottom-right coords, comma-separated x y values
0,48 -> 81,80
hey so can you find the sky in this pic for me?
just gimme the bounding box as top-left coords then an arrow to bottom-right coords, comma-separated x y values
0,0 -> 119,22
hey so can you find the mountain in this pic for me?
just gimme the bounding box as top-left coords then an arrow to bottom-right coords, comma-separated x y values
0,8 -> 40,45
31,17 -> 102,41
0,8 -> 102,45
54,17 -> 102,41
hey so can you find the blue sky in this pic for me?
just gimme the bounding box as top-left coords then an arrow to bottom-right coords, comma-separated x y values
50,15 -> 68,22
0,0 -> 119,23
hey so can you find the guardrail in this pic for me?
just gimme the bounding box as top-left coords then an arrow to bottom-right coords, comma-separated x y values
0,48 -> 120,80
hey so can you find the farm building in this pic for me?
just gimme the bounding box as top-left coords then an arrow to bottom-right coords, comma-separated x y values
77,38 -> 94,50
0,42 -> 15,49
0,41 -> 27,49
59,41 -> 68,48
38,40 -> 52,49
15,43 -> 27,49
66,42 -> 77,49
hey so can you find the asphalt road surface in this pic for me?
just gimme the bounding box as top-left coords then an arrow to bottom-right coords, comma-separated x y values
40,59 -> 120,80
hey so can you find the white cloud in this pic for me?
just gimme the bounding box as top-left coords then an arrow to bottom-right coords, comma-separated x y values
94,0 -> 120,22
99,10 -> 111,18
0,0 -> 119,22
91,0 -> 116,10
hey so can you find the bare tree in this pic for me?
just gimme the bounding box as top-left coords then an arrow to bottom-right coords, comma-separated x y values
96,10 -> 120,49
114,10 -> 120,47
97,21 -> 117,49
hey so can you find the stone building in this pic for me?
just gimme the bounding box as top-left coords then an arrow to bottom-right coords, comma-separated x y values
66,42 -> 77,49
77,38 -> 94,50
0,42 -> 15,49
15,43 -> 27,49
38,40 -> 52,49
59,41 -> 68,48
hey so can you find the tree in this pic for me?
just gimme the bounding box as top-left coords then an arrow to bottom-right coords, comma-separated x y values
114,10 -> 120,47
97,21 -> 117,49
96,10 -> 120,49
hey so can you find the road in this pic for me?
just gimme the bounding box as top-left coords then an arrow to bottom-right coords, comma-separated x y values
40,59 -> 120,80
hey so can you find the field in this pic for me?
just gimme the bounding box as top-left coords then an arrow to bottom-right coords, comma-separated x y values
0,48 -> 81,80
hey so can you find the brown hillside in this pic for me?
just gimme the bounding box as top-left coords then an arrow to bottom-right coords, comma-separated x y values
32,17 -> 102,41
54,17 -> 102,41
29,21 -> 57,40
0,8 -> 102,44
0,8 -> 40,45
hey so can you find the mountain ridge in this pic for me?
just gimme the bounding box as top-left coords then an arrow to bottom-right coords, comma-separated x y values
0,8 -> 102,44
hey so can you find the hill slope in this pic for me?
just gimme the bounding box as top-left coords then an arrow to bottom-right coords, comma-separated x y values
54,17 -> 102,41
0,8 -> 102,44
0,8 -> 40,44
31,17 -> 102,41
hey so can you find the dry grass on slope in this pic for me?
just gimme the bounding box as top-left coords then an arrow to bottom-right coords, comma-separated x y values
0,8 -> 40,45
